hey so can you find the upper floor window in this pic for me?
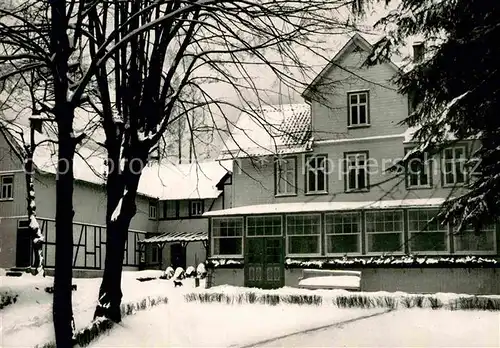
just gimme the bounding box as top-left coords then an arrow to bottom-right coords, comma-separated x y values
348,91 -> 369,127
442,146 -> 466,186
306,155 -> 327,194
275,157 -> 296,196
406,150 -> 431,189
148,201 -> 157,220
1,175 -> 14,200
190,200 -> 203,217
345,152 -> 368,192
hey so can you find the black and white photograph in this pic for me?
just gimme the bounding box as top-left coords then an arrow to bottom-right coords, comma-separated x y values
0,0 -> 499,347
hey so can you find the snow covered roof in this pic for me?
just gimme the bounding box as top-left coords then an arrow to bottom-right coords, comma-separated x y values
138,231 -> 207,244
218,103 -> 312,160
139,160 -> 232,200
1,121 -> 231,200
204,198 -> 446,217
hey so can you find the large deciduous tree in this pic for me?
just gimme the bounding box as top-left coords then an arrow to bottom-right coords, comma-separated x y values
1,0 -> 88,345
355,0 -> 500,231
81,0 -> 358,323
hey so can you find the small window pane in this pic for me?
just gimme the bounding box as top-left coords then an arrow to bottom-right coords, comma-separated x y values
351,106 -> 358,124
359,105 -> 366,123
359,93 -> 367,103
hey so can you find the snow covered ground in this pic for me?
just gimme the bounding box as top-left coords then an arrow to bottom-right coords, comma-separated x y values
0,270 -> 204,347
256,309 -> 500,347
1,272 -> 499,348
88,303 -> 386,347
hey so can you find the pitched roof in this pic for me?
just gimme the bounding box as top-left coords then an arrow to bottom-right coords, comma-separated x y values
139,160 -> 232,200
302,33 -> 401,101
138,230 -> 207,244
218,103 -> 313,160
0,120 -> 231,200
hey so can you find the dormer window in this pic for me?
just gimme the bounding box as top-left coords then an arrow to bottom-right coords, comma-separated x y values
348,91 -> 370,127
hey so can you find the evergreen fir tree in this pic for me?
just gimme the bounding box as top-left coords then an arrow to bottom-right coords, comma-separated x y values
355,0 -> 500,232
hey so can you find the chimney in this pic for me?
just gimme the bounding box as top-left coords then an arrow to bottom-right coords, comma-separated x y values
413,42 -> 425,63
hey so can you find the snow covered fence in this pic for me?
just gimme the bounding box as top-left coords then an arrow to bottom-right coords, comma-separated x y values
37,295 -> 169,348
184,286 -> 500,311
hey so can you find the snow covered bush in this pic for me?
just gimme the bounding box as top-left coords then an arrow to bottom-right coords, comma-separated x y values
185,266 -> 195,278
0,292 -> 18,310
164,267 -> 174,279
173,267 -> 185,280
196,263 -> 207,278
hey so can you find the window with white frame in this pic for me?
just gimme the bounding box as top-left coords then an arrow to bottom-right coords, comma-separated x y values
148,201 -> 157,219
190,200 -> 203,217
365,210 -> 404,253
325,212 -> 361,254
286,214 -> 321,255
408,209 -> 448,253
212,217 -> 243,256
247,216 -> 282,236
306,155 -> 327,193
0,175 -> 13,200
442,146 -> 466,186
348,91 -> 369,126
275,157 -> 296,196
454,224 -> 496,253
406,150 -> 431,188
345,152 -> 368,191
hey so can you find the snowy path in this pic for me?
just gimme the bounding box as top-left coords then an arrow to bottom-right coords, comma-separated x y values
254,309 -> 500,347
89,303 -> 385,347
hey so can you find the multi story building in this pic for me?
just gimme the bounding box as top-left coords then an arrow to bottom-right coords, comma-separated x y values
205,34 -> 500,294
0,123 -> 231,275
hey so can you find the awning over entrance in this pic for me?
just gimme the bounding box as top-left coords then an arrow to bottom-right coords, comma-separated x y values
139,231 -> 208,244
203,198 -> 447,217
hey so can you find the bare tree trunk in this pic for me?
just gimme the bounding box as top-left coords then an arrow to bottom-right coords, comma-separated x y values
53,112 -> 76,346
24,125 -> 44,276
50,0 -> 75,345
94,147 -> 146,322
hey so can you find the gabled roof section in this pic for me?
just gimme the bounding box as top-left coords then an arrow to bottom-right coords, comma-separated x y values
218,103 -> 312,160
302,33 -> 401,101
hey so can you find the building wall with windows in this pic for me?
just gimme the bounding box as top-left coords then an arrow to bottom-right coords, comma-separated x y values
310,46 -> 407,141
206,35 -> 498,293
0,130 -> 157,271
232,137 -> 472,208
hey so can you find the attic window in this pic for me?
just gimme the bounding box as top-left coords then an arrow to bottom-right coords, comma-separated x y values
348,91 -> 370,127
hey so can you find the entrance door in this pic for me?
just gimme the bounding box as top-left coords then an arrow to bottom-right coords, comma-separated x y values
16,224 -> 32,267
245,237 -> 283,289
170,243 -> 186,269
